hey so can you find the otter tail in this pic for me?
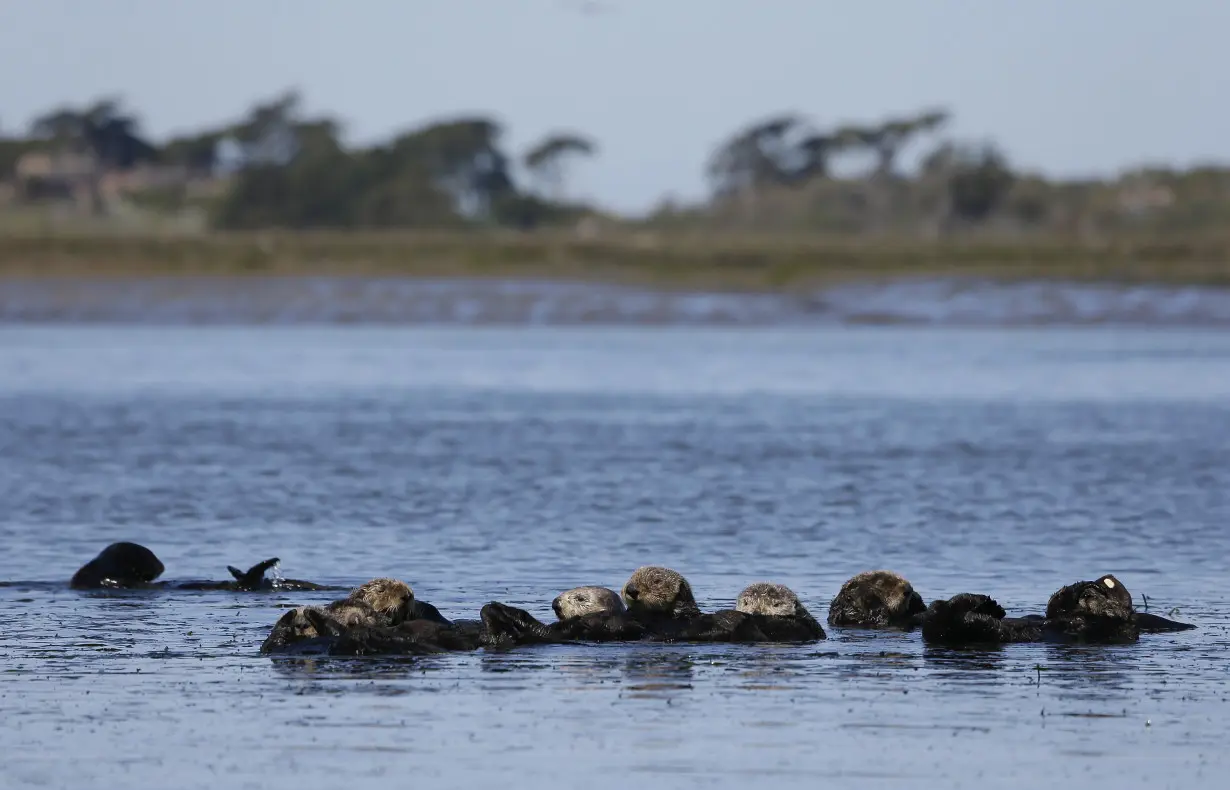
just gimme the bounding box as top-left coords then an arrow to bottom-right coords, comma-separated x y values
228,557 -> 281,590
1136,612 -> 1197,632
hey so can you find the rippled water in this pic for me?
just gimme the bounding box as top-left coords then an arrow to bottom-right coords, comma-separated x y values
4,275 -> 1230,325
2,325 -> 1228,789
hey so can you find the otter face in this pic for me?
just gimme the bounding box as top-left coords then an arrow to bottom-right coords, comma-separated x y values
827,570 -> 927,627
621,566 -> 700,619
347,578 -> 414,625
260,607 -> 323,652
1046,574 -> 1134,621
552,586 -> 626,620
736,582 -> 808,618
324,600 -> 381,628
260,600 -> 384,653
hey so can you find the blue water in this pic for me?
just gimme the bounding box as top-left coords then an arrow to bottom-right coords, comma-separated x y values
1,325 -> 1228,789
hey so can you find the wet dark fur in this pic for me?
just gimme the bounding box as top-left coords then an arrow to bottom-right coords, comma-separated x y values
1041,575 -> 1141,643
921,593 -> 1042,646
70,542 -> 165,589
827,570 -> 927,628
309,611 -> 489,656
923,575 -> 1196,647
261,577 -> 481,656
481,602 -> 649,645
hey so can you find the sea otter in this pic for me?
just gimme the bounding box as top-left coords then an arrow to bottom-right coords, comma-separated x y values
70,543 -> 335,592
618,565 -> 775,642
479,585 -> 649,646
259,577 -> 416,654
920,575 -> 1195,647
827,570 -> 927,628
484,568 -> 817,645
175,557 -> 335,592
920,593 -> 1042,646
70,542 -> 166,589
260,578 -> 482,656
734,582 -> 826,642
1042,574 -> 1194,642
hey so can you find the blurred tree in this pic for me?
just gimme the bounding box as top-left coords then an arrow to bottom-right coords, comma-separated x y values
708,114 -> 816,197
395,117 -> 516,220
922,141 -> 1016,225
523,132 -> 595,201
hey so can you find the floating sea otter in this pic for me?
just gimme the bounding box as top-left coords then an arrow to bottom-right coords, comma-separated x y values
920,574 -> 1195,646
70,542 -> 166,589
479,585 -> 648,645
482,569 -> 825,646
259,577 -> 488,656
69,542 -> 332,592
826,570 -> 928,628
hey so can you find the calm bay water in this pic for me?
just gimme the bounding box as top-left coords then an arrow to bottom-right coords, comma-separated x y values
1,325 -> 1228,789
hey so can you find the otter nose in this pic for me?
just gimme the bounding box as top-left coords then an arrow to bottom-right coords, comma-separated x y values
625,583 -> 639,601
552,597 -> 564,618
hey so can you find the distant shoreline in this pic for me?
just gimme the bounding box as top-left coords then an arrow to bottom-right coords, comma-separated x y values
3,230 -> 1230,291
3,246 -> 1230,326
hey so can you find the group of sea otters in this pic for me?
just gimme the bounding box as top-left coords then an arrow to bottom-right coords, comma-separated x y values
70,541 -> 1196,656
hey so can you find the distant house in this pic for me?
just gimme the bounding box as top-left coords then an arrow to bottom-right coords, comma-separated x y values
14,150 -> 98,202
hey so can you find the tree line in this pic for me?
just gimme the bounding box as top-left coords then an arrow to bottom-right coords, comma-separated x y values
3,90 -> 1225,237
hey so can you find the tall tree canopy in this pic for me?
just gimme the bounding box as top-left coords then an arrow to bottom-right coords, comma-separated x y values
523,132 -> 596,200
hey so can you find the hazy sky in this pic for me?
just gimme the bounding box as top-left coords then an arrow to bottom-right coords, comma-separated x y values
4,0 -> 1228,213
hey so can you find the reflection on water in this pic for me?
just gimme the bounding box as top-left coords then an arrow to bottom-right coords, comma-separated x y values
1,325 -> 1228,789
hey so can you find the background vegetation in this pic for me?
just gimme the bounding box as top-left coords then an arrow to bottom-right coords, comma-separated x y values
3,90 -> 1229,287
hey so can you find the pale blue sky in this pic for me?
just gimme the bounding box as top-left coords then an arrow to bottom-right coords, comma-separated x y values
3,0 -> 1228,213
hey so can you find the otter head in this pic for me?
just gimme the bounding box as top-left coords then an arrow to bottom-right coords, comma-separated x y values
736,582 -> 811,618
1046,574 -> 1133,621
552,586 -> 626,620
621,566 -> 701,619
259,600 -> 382,654
347,578 -> 414,625
260,606 -> 323,653
827,570 -> 927,627
70,542 -> 166,589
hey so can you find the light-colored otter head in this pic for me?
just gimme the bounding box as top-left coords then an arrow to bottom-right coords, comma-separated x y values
827,570 -> 927,627
347,578 -> 414,625
552,586 -> 626,620
736,582 -> 811,618
621,566 -> 701,619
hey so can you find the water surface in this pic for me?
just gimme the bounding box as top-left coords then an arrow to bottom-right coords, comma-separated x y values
1,326 -> 1227,789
